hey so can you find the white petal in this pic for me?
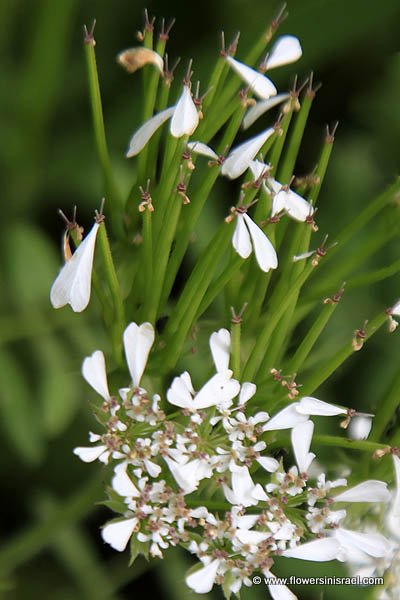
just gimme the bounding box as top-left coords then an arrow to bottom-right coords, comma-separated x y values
265,36 -> 303,70
186,559 -> 220,594
167,371 -> 195,409
335,528 -> 391,558
257,456 -> 279,472
333,480 -> 391,503
291,420 -> 315,473
243,213 -> 278,272
194,370 -> 240,409
170,86 -> 199,138
348,415 -> 372,440
226,56 -> 277,100
235,530 -> 270,545
263,404 -> 308,432
248,159 -> 270,180
297,397 -> 347,416
112,463 -> 140,497
144,459 -> 162,478
391,299 -> 400,315
282,537 -> 340,561
188,141 -> 218,160
224,465 -> 259,507
123,322 -> 155,387
232,214 -> 252,259
126,106 -> 175,157
81,350 -> 110,400
50,222 -> 99,313
209,328 -> 231,372
221,128 -> 275,179
165,457 -> 211,494
272,187 -> 313,222
266,573 -> 297,600
243,94 -> 290,129
73,444 -> 107,463
101,517 -> 137,552
238,382 -> 257,405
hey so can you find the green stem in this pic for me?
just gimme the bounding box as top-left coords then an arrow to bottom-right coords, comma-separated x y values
84,35 -> 123,236
230,316 -> 241,378
300,311 -> 387,395
242,261 -> 316,382
142,209 -> 153,308
312,435 -> 389,454
370,368 -> 400,442
286,295 -> 342,374
97,224 -> 125,359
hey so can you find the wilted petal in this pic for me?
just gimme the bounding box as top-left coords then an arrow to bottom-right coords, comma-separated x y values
243,213 -> 278,272
243,94 -> 290,129
186,559 -> 220,594
82,350 -> 110,400
282,537 -> 340,561
291,420 -> 315,473
297,397 -> 347,416
50,222 -> 100,313
265,36 -> 302,70
209,328 -> 231,372
221,128 -> 275,179
101,517 -> 138,552
188,141 -> 218,160
170,86 -> 199,137
263,404 -> 308,432
126,106 -> 175,157
333,480 -> 391,503
123,322 -> 155,387
226,56 -> 277,99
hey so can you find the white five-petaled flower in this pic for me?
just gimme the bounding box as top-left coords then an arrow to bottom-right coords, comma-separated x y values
126,84 -> 199,156
50,221 -> 100,312
232,211 -> 278,273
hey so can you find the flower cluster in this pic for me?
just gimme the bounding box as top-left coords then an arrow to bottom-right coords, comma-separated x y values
74,322 -> 395,599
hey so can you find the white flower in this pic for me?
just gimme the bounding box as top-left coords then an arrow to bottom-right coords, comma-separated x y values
165,456 -> 213,494
123,322 -> 154,387
167,370 -> 240,411
73,433 -> 109,464
232,212 -> 278,272
223,464 -> 261,507
187,141 -> 219,160
126,85 -> 198,156
50,221 -> 100,312
270,180 -> 314,222
221,128 -> 274,179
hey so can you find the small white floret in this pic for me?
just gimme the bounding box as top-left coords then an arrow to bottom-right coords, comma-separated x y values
170,85 -> 199,138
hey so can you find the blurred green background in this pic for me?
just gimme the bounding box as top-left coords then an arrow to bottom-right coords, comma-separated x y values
1,0 -> 400,598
